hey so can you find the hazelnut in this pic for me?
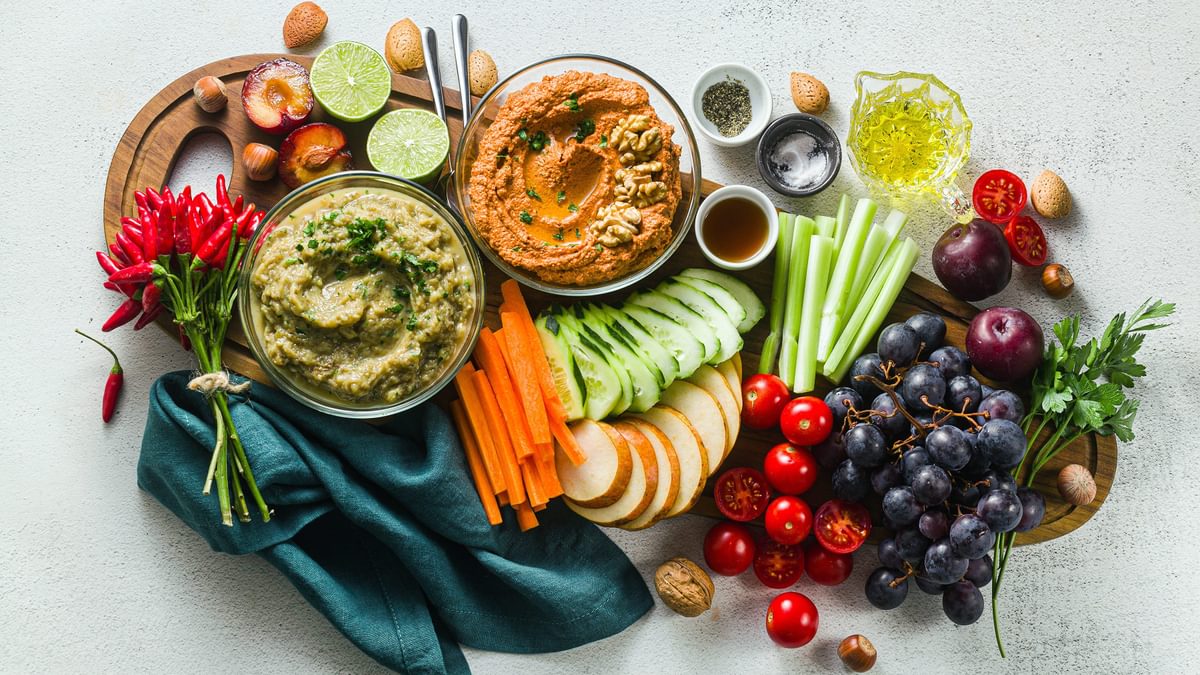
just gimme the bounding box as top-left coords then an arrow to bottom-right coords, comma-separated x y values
1057,464 -> 1096,506
654,557 -> 714,617
790,72 -> 829,115
282,2 -> 327,49
1042,263 -> 1074,299
242,143 -> 279,182
838,634 -> 877,672
385,19 -> 424,73
193,76 -> 227,113
1030,169 -> 1071,219
468,49 -> 498,97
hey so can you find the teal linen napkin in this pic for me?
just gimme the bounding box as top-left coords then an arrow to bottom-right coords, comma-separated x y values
137,371 -> 652,674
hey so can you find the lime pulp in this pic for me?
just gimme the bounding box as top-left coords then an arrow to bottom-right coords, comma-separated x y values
367,109 -> 450,183
310,41 -> 391,122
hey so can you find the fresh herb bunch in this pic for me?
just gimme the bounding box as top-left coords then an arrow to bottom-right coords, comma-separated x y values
991,299 -> 1175,656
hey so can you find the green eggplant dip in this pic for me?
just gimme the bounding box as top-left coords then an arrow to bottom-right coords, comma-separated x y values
250,187 -> 476,404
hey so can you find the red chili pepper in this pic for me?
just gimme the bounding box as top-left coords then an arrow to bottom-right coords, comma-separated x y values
75,329 -> 124,422
145,186 -> 163,210
135,190 -> 148,213
234,206 -> 256,238
232,194 -> 244,215
141,282 -> 161,314
133,304 -> 162,330
215,174 -> 229,210
96,251 -> 123,275
115,231 -> 145,265
207,235 -> 233,269
102,298 -> 142,332
196,220 -> 234,263
109,242 -> 131,266
122,225 -> 143,247
140,211 -> 159,260
242,211 -> 263,239
108,261 -> 155,285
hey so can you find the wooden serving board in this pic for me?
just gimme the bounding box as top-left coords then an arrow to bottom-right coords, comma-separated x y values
103,54 -> 1114,545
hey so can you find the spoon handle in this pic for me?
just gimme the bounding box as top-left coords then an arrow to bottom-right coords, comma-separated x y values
421,26 -> 447,125
451,14 -> 472,127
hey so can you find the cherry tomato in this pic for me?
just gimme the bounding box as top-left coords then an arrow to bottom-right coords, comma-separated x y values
713,467 -> 771,522
972,169 -> 1027,224
741,374 -> 790,429
764,496 -> 812,545
703,521 -> 756,576
1004,215 -> 1048,266
779,397 -> 833,446
803,542 -> 854,586
753,540 -> 805,588
813,499 -> 873,554
763,443 -> 819,495
765,592 -> 819,648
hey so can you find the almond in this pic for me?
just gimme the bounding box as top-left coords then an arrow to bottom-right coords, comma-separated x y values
385,19 -> 424,73
790,72 -> 829,115
282,2 -> 327,49
468,50 -> 498,96
1030,169 -> 1071,219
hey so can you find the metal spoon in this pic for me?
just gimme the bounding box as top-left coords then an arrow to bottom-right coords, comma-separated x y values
421,26 -> 447,126
451,14 -> 473,128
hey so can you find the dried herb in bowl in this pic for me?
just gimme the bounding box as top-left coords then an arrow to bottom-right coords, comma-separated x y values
702,76 -> 752,137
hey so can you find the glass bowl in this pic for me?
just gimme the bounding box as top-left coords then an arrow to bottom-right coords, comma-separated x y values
238,171 -> 485,418
450,54 -> 702,296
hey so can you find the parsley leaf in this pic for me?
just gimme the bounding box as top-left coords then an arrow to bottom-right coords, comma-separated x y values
564,93 -> 581,111
573,119 -> 595,141
526,188 -> 542,201
519,211 -> 533,224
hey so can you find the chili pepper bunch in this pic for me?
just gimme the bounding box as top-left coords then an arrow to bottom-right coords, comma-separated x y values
95,174 -> 271,527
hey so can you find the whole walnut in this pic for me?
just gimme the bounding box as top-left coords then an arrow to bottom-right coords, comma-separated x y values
654,557 -> 714,617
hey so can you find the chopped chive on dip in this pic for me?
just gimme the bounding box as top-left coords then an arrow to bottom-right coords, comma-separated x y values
701,76 -> 752,137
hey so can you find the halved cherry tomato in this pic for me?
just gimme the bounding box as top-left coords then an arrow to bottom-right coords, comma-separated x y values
972,169 -> 1027,224
802,542 -> 854,586
703,521 -> 756,576
742,374 -> 790,429
713,467 -> 771,522
813,499 -> 872,554
765,592 -> 819,648
753,540 -> 805,588
763,443 -> 819,495
1004,215 -> 1048,266
765,495 -> 813,545
780,397 -> 833,446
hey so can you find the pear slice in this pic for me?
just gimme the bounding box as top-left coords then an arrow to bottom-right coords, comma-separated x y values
657,380 -> 726,475
731,352 -> 743,380
687,364 -> 741,457
630,406 -> 708,518
555,419 -> 632,508
716,359 -> 742,413
619,418 -> 681,530
565,421 -> 657,526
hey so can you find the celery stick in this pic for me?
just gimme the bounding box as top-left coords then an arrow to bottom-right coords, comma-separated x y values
794,235 -> 834,393
817,198 -> 877,362
822,240 -> 910,379
758,212 -> 796,374
845,225 -> 889,313
814,215 -> 836,240
824,238 -> 919,382
778,216 -> 814,388
834,194 -> 852,251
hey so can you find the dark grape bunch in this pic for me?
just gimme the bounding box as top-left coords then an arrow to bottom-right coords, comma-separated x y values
822,312 -> 1047,626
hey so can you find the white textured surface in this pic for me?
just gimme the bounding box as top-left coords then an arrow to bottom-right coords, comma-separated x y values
1,1 -> 1198,673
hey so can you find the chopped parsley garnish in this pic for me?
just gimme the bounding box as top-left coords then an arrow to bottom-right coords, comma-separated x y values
574,227 -> 581,238
283,257 -> 300,266
307,239 -> 319,249
511,246 -> 523,252
599,134 -> 608,148
518,128 -> 548,151
526,188 -> 542,201
303,222 -> 315,237
334,265 -> 348,280
346,217 -> 387,253
564,93 -> 581,111
519,210 -> 533,224
595,243 -> 604,251
294,244 -> 304,252
406,315 -> 419,331
556,190 -> 567,204
568,203 -> 579,213
388,304 -> 405,314
573,119 -> 595,141
553,229 -> 564,241
392,285 -> 410,300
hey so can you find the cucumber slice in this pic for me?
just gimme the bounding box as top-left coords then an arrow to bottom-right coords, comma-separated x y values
563,309 -> 661,413
601,305 -> 682,385
618,304 -> 705,378
677,268 -> 766,333
534,314 -> 585,420
571,338 -> 622,420
628,291 -> 719,363
673,275 -> 747,333
655,280 -> 743,364
577,331 -> 632,415
583,304 -> 668,387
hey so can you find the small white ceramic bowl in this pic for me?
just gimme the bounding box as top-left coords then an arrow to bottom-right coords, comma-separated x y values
691,63 -> 772,147
695,185 -> 779,271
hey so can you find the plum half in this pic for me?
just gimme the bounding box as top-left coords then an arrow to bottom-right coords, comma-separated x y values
241,58 -> 314,135
278,123 -> 353,188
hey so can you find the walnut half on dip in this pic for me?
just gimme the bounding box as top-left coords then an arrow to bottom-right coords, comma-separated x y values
249,188 -> 476,404
467,70 -> 682,287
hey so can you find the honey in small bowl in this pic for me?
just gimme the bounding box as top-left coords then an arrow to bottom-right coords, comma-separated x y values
700,196 -> 770,263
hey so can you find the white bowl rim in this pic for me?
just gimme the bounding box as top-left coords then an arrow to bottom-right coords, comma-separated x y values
694,184 -> 779,271
691,62 -> 773,147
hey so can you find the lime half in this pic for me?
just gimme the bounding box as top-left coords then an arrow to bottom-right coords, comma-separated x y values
367,109 -> 450,182
311,41 -> 391,122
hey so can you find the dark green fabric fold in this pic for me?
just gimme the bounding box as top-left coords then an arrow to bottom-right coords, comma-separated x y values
137,371 -> 651,674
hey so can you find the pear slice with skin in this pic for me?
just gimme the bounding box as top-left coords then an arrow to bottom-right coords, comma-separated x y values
556,419 -> 631,508
565,421 -> 658,527
687,364 -> 741,456
716,359 -> 743,413
619,418 -> 681,530
657,380 -> 726,476
630,406 -> 708,518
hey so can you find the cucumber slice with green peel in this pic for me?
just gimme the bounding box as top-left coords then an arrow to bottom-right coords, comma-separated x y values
618,304 -> 704,379
583,304 -> 667,387
673,275 -> 747,333
655,281 -> 742,364
570,338 -> 623,420
627,291 -> 719,363
559,310 -> 657,414
601,305 -> 682,385
534,314 -> 586,420
677,268 -> 766,333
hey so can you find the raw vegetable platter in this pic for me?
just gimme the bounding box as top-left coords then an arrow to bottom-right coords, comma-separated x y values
102,53 -> 1115,546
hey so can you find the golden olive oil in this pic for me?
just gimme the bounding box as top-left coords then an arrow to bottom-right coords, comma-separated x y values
849,98 -> 952,189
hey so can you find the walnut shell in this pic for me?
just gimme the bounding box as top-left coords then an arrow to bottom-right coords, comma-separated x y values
282,2 -> 327,49
1057,464 -> 1096,505
654,557 -> 714,617
385,19 -> 424,73
468,50 -> 497,97
790,72 -> 829,114
1031,169 -> 1071,218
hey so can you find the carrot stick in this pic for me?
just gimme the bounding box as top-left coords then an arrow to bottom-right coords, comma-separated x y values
532,502 -> 547,513
499,279 -> 570,425
453,365 -> 505,495
499,492 -> 510,507
472,370 -> 526,505
474,329 -> 535,461
495,326 -> 553,461
520,459 -> 547,508
450,401 -> 503,526
536,453 -> 564,499
550,416 -> 587,466
514,502 -> 539,531
499,307 -> 553,450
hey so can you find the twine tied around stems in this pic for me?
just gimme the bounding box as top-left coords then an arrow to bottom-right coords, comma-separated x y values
188,371 -> 251,397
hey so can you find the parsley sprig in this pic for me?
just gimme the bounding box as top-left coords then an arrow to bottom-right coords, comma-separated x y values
991,298 -> 1174,657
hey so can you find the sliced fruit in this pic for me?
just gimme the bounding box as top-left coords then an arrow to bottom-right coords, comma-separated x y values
655,280 -> 743,363
620,419 -> 681,530
673,275 -> 747,334
657,380 -> 727,475
716,359 -> 742,412
627,290 -> 720,364
555,419 -> 632,508
367,108 -> 451,183
630,406 -> 708,518
534,314 -> 585,421
278,123 -> 353,188
732,352 -> 743,380
618,304 -> 704,378
687,364 -> 741,455
310,41 -> 392,122
241,58 -> 314,135
678,268 -> 766,332
565,421 -> 657,526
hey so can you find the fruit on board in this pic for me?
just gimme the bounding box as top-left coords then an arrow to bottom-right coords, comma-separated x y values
779,396 -> 833,446
277,123 -> 353,188
741,373 -> 789,430
712,467 -> 771,522
763,443 -> 818,495
965,306 -> 1044,382
703,521 -> 756,576
765,592 -> 819,647
628,406 -> 708,519
563,422 -> 657,527
241,58 -> 314,134
619,419 -> 681,530
764,495 -> 812,545
192,76 -> 227,113
932,218 -> 1012,301
282,2 -> 327,48
555,419 -> 632,508
802,542 -> 853,585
